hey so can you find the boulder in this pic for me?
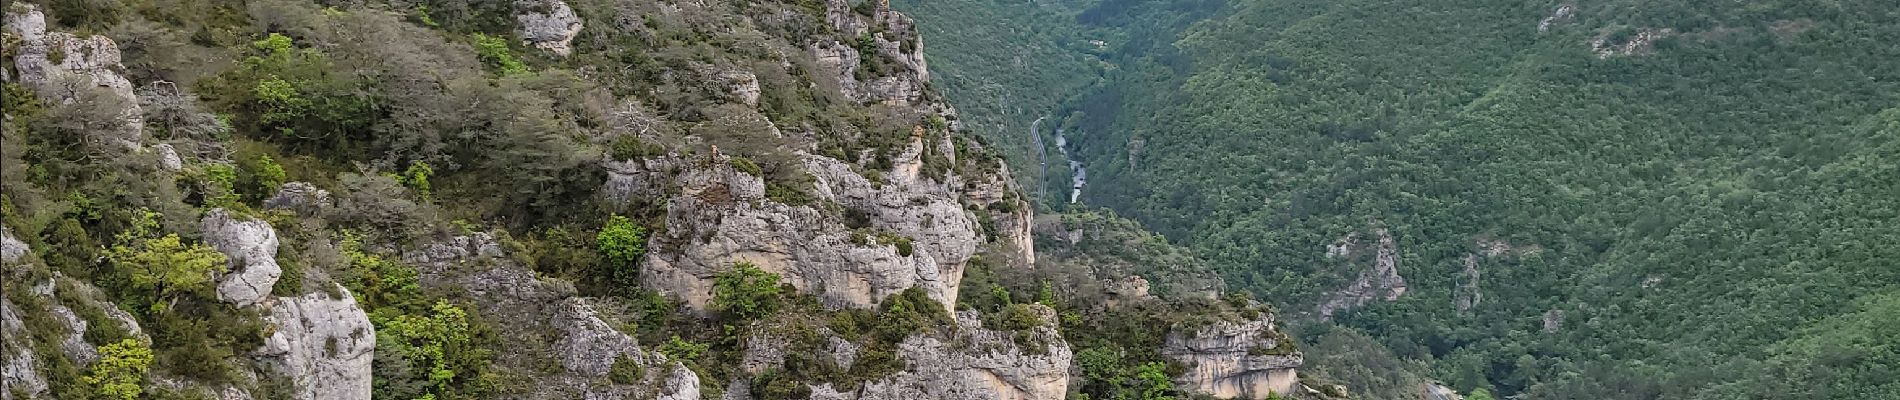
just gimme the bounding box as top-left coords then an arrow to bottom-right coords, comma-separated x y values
155,143 -> 184,171
202,209 -> 282,306
515,0 -> 583,56
265,182 -> 333,215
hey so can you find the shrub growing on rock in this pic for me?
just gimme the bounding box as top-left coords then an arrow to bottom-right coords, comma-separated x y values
711,262 -> 783,320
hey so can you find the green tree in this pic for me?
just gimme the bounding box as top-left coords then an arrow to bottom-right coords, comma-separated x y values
1468,388 -> 1496,400
399,161 -> 434,200
108,211 -> 228,312
1134,361 -> 1175,400
711,262 -> 783,320
84,339 -> 153,400
657,335 -> 710,362
470,33 -> 527,76
595,215 -> 647,286
378,300 -> 489,398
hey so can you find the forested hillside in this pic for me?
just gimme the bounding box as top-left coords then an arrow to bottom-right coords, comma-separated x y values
0,0 -> 1339,398
909,0 -> 1900,398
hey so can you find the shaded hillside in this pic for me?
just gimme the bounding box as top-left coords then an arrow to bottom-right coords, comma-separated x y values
914,0 -> 1900,397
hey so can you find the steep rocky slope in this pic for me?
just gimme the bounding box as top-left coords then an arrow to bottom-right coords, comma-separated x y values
0,0 -> 1322,398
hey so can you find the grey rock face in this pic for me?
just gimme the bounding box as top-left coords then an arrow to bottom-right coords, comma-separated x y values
1,227 -> 27,264
807,1 -> 929,106
1455,254 -> 1483,312
1163,317 -> 1303,399
515,0 -> 583,56
1,299 -> 49,400
1104,275 -> 1154,306
849,305 -> 1071,400
4,3 -> 144,147
202,209 -> 283,306
1316,228 -> 1405,319
1590,27 -> 1676,58
49,302 -> 98,365
155,143 -> 184,171
258,286 -> 375,400
1543,309 -> 1565,333
637,153 -> 969,311
656,364 -> 703,400
3,276 -> 148,400
552,297 -> 645,377
722,70 -> 763,106
265,182 -> 332,215
602,156 -> 681,204
1456,238 -> 1538,313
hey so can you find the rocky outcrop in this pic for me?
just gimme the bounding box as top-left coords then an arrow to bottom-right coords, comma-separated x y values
3,3 -> 144,147
1542,309 -> 1564,333
265,182 -> 333,215
631,151 -> 977,312
257,286 -> 374,400
3,274 -> 149,400
1537,4 -> 1575,32
515,0 -> 583,56
155,143 -> 184,171
202,209 -> 283,306
405,233 -> 704,400
810,0 -> 930,106
1,298 -> 49,400
722,70 -> 763,107
1316,228 -> 1405,319
1105,275 -> 1153,301
1163,317 -> 1303,399
1455,254 -> 1483,312
1,227 -> 27,264
817,306 -> 1071,400
805,150 -> 981,306
1591,27 -> 1676,58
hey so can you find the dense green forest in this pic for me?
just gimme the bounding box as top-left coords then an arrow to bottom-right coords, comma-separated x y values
909,0 -> 1900,398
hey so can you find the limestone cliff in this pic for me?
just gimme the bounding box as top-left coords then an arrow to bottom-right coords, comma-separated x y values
1163,315 -> 1303,399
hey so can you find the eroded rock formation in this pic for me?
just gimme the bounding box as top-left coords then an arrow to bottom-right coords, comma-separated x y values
1163,316 -> 1303,399
202,209 -> 284,306
1316,228 -> 1406,319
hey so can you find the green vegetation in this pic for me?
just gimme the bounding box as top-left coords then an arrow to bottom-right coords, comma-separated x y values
595,214 -> 648,286
107,211 -> 228,313
607,356 -> 646,385
469,33 -> 528,76
377,300 -> 492,400
710,262 -> 784,320
728,156 -> 763,177
919,0 -> 1900,397
85,339 -> 155,400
